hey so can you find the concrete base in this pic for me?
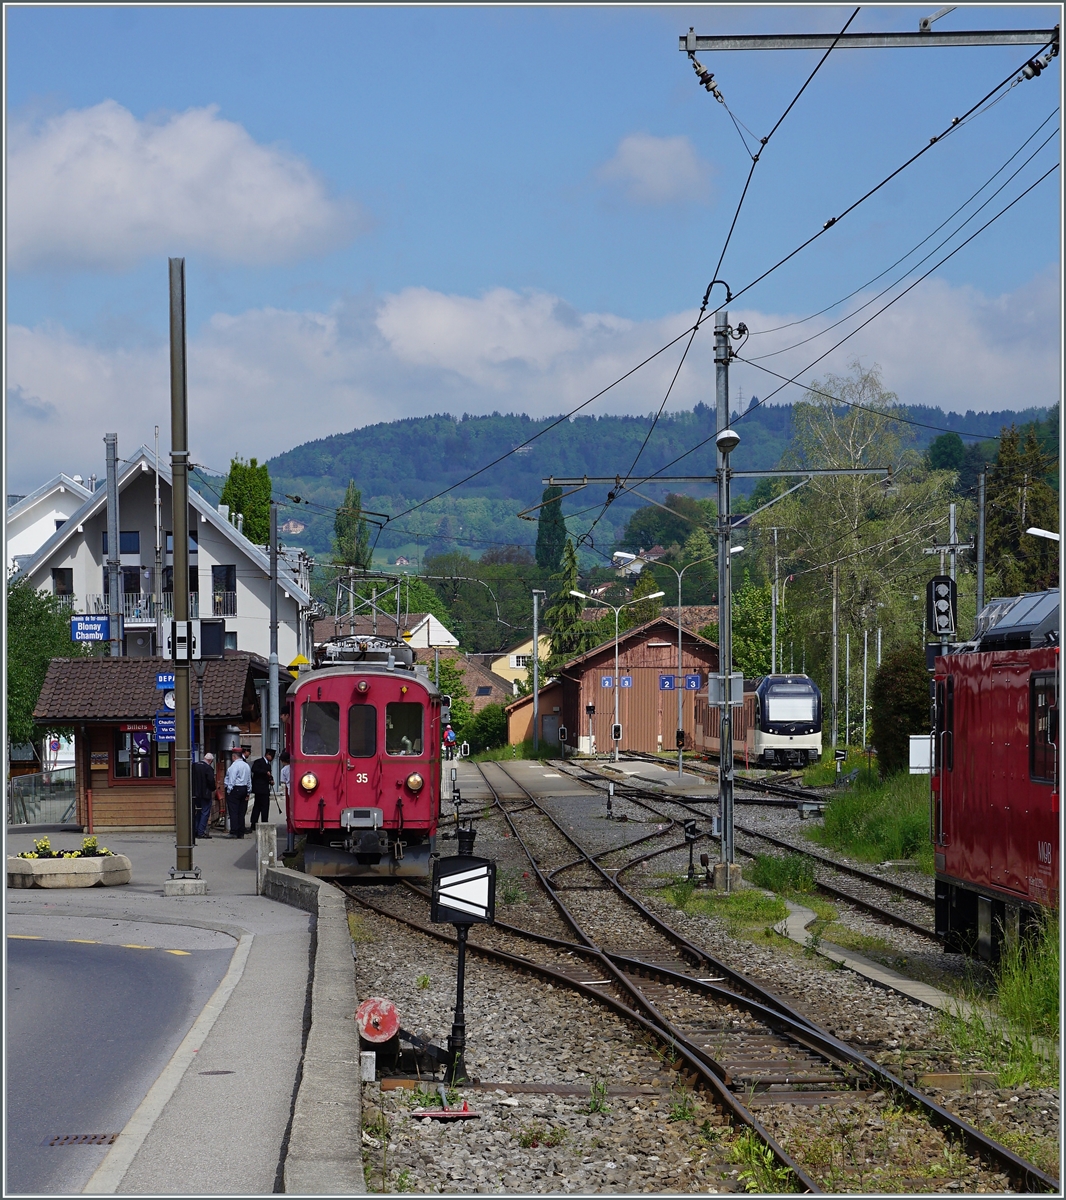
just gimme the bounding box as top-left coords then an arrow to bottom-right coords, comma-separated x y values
162,877 -> 207,896
712,863 -> 743,891
255,824 -> 279,895
7,853 -> 132,889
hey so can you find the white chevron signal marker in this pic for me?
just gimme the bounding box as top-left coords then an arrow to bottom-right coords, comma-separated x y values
437,865 -> 492,919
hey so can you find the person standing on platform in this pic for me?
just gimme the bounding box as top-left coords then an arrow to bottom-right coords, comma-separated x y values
248,748 -> 275,831
224,746 -> 252,839
192,752 -> 218,840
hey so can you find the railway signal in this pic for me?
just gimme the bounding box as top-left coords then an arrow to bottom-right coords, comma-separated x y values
431,828 -> 496,1083
926,576 -> 957,640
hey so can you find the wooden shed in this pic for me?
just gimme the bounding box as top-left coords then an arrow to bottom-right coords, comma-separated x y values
33,653 -> 268,831
508,618 -> 719,755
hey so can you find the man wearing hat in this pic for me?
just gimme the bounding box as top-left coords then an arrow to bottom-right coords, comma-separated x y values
224,745 -> 252,838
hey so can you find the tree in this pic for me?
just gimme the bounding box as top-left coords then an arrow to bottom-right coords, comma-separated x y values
871,644 -> 929,777
543,540 -> 606,673
620,493 -> 710,553
927,432 -> 965,472
730,573 -> 773,677
622,567 -> 664,630
7,581 -> 90,749
435,657 -> 473,740
466,703 -> 508,752
986,426 -> 1058,595
333,479 -> 371,570
482,544 -> 535,566
534,485 -> 566,574
220,457 -> 272,544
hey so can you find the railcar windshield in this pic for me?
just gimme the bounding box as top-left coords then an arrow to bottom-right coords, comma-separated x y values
348,705 -> 377,758
386,703 -> 423,755
765,684 -> 817,723
302,701 -> 340,755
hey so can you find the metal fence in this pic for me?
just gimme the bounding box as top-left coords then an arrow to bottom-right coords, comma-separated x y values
7,769 -> 78,826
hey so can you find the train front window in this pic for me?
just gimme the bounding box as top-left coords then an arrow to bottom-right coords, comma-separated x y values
349,705 -> 377,757
386,703 -> 423,755
1031,673 -> 1057,783
765,685 -> 816,724
302,701 -> 340,755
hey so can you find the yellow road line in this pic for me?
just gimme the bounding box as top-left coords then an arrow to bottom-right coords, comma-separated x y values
69,938 -> 101,944
122,944 -> 154,950
8,934 -> 41,940
164,949 -> 191,956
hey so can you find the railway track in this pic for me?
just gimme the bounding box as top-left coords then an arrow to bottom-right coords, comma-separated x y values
342,759 -> 1056,1193
552,758 -> 937,937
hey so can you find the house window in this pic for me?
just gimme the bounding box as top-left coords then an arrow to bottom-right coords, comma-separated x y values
511,655 -> 531,669
101,531 -> 141,554
165,529 -> 199,553
51,568 -> 74,596
162,566 -> 199,594
476,686 -> 492,696
224,631 -> 238,651
212,565 -> 237,615
54,518 -> 66,531
122,567 -> 141,594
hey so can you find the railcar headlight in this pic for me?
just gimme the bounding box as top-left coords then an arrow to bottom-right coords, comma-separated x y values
357,680 -> 370,694
299,772 -> 319,792
405,772 -> 424,793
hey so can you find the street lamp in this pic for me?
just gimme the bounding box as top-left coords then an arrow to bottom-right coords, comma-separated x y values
615,549 -> 715,780
716,425 -> 740,877
570,588 -> 665,761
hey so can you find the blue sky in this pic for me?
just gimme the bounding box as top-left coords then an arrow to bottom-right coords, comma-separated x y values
6,4 -> 1061,490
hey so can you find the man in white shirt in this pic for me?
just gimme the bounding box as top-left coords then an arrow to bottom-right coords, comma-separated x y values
224,746 -> 252,839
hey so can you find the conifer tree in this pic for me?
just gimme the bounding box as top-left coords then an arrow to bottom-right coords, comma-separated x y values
220,457 -> 272,544
534,485 -> 566,574
986,426 -> 1058,594
622,568 -> 664,629
334,480 -> 372,570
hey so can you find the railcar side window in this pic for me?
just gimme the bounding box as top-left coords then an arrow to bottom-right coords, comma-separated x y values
1030,673 -> 1057,783
302,701 -> 340,756
348,705 -> 377,757
386,703 -> 423,755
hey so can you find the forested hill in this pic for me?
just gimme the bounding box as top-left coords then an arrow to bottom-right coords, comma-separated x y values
266,403 -> 1049,559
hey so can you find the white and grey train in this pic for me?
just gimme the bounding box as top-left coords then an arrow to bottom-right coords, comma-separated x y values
694,673 -> 824,767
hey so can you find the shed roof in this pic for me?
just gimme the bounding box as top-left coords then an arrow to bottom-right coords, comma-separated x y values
33,653 -> 267,724
561,615 -> 718,673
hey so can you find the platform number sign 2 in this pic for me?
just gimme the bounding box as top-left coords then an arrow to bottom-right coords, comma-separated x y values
926,576 -> 957,639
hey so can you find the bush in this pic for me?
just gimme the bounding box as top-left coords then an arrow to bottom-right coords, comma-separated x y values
464,703 -> 508,752
870,644 -> 930,777
748,852 -> 815,894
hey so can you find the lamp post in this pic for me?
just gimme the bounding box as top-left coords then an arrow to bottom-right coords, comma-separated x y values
715,425 -> 741,873
570,588 -> 665,761
614,551 -> 715,780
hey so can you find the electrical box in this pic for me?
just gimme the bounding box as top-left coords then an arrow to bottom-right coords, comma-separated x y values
198,617 -> 226,660
708,673 -> 744,707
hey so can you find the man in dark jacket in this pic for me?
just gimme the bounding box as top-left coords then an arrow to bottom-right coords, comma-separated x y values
248,748 -> 276,832
191,753 -> 217,840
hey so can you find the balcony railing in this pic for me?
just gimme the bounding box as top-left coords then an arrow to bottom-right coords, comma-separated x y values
83,593 -> 202,621
212,591 -> 237,616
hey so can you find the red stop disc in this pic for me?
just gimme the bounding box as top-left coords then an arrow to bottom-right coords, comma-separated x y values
355,996 -> 400,1043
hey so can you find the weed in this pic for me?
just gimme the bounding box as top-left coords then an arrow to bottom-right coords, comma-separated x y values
586,1079 -> 611,1113
997,911 -> 1059,1039
748,852 -> 815,894
689,888 -> 788,939
498,870 -> 527,906
669,877 -> 695,909
803,925 -> 823,958
518,1121 -> 568,1149
820,924 -> 895,956
415,972 -> 431,990
668,1086 -> 696,1122
393,1168 -> 414,1192
473,739 -> 555,762
729,1128 -> 795,1193
347,912 -> 375,943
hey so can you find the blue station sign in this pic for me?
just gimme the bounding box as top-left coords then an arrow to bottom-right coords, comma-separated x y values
154,712 -> 177,742
156,672 -> 175,689
600,675 -> 614,689
71,614 -> 113,642
619,675 -> 633,688
659,675 -> 676,691
684,674 -> 702,690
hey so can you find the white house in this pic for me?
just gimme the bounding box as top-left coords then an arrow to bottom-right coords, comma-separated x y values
16,446 -> 316,663
7,474 -> 94,572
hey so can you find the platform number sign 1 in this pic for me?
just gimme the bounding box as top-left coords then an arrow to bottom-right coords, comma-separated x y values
926,576 -> 957,639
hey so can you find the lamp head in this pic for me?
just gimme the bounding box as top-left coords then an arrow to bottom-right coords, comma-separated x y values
612,551 -> 637,565
645,591 -> 666,601
730,546 -> 745,555
716,427 -> 741,456
569,589 -> 588,600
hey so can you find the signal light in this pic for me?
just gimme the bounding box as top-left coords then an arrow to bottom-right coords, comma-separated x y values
926,576 -> 957,639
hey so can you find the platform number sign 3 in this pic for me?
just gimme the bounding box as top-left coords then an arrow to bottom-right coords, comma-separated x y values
926,576 -> 957,639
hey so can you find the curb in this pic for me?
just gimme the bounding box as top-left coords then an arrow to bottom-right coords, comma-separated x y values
264,866 -> 366,1195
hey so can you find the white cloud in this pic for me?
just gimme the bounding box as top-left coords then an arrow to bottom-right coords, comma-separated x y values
597,133 -> 712,205
7,100 -> 361,271
5,270 -> 1058,492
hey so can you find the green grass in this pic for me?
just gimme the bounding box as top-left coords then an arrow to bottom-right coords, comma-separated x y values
939,914 -> 1060,1088
664,879 -> 788,939
806,770 -> 934,873
471,739 -> 556,762
746,852 -> 815,894
803,746 -> 878,788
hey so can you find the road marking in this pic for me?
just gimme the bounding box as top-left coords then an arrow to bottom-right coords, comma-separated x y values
69,939 -> 100,944
82,931 -> 253,1194
121,944 -> 153,950
164,949 -> 191,956
8,934 -> 41,940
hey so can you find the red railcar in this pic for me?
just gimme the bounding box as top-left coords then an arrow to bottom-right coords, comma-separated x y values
933,589 -> 1060,959
285,637 -> 443,878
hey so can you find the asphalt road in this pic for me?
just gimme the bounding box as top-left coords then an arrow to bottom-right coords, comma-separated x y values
6,936 -> 232,1195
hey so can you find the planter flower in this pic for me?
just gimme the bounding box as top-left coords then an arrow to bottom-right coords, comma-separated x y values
8,836 -> 131,889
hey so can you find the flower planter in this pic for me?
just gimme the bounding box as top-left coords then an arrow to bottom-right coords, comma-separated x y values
7,854 -> 132,889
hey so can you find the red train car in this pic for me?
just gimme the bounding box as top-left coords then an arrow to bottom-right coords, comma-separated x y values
285,637 -> 443,878
933,589 -> 1060,959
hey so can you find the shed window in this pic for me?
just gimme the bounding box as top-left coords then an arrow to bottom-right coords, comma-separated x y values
1031,673 -> 1057,783
348,705 -> 377,758
386,703 -> 423,756
302,701 -> 339,756
114,730 -> 153,779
